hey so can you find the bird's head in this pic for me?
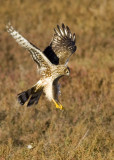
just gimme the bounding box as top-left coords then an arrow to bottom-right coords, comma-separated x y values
57,65 -> 70,77
52,65 -> 70,79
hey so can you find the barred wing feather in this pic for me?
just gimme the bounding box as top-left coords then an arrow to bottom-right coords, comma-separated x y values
6,23 -> 52,71
51,24 -> 77,64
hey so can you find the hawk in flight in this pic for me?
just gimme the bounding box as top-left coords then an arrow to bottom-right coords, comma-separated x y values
6,23 -> 76,110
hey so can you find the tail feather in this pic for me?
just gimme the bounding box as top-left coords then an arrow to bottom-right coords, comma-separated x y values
17,87 -> 43,107
17,89 -> 31,105
27,90 -> 42,107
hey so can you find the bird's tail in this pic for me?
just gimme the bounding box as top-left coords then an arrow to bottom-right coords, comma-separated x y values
17,85 -> 43,107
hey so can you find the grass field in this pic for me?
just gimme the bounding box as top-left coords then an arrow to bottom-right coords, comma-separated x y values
0,0 -> 114,159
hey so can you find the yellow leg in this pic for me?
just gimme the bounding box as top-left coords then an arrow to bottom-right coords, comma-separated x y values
52,99 -> 63,110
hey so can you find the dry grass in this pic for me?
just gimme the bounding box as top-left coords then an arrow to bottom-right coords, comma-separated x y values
0,0 -> 114,159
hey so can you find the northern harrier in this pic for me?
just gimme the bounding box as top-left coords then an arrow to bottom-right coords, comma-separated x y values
6,23 -> 76,110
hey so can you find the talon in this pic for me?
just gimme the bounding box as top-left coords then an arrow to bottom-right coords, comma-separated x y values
52,99 -> 63,110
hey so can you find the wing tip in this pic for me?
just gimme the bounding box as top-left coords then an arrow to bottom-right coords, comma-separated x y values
6,22 -> 13,33
54,23 -> 76,43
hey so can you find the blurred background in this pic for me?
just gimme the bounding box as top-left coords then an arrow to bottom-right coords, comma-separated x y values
0,0 -> 114,159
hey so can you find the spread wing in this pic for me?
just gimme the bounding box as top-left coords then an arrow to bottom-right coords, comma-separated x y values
6,23 -> 52,75
50,24 -> 76,65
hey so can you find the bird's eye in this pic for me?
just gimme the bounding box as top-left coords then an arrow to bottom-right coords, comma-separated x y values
65,68 -> 69,74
